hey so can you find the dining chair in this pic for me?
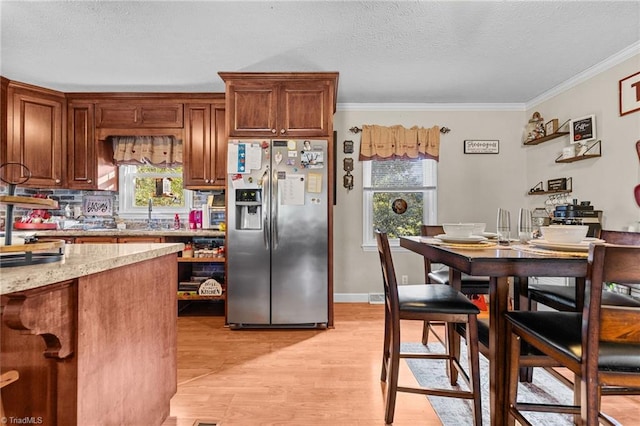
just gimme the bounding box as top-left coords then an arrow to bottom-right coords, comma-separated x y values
527,230 -> 640,312
420,225 -> 490,344
375,230 -> 483,425
0,370 -> 19,419
505,243 -> 640,425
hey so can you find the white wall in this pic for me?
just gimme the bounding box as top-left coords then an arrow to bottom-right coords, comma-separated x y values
525,55 -> 640,231
331,53 -> 640,300
332,108 -> 526,299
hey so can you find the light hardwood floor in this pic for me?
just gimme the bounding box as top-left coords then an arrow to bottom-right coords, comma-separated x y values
163,303 -> 639,426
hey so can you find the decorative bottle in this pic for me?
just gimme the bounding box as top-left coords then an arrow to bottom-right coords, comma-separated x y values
174,214 -> 181,230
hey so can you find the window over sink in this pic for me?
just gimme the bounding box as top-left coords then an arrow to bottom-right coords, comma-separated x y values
362,159 -> 437,248
118,165 -> 193,218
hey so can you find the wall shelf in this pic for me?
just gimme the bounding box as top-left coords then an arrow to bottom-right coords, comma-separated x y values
177,257 -> 225,263
523,131 -> 569,146
528,177 -> 572,195
555,140 -> 602,163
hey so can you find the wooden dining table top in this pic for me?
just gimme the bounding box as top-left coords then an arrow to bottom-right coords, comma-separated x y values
399,236 -> 589,426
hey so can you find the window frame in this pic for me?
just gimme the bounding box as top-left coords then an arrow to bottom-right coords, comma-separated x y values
362,159 -> 437,249
117,165 -> 193,219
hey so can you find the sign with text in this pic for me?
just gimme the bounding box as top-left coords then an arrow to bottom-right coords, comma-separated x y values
82,195 -> 113,216
620,71 -> 640,116
569,115 -> 596,144
463,140 -> 499,154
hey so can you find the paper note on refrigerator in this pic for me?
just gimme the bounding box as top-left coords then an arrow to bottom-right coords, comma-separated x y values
227,143 -> 262,173
246,143 -> 262,170
281,174 -> 305,205
307,173 -> 322,193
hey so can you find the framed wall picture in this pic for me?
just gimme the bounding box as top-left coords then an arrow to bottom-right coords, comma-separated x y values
463,140 -> 499,154
545,119 -> 558,135
569,115 -> 596,145
619,71 -> 640,116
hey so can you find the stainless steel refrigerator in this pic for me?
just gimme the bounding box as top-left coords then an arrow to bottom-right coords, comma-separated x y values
226,139 -> 328,328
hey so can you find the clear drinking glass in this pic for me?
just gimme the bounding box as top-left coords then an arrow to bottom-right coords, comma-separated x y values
518,208 -> 534,243
497,208 -> 511,245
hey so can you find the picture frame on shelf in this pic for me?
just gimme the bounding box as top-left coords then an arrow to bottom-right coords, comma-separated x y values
463,139 -> 499,154
545,119 -> 558,135
619,71 -> 640,116
569,114 -> 596,145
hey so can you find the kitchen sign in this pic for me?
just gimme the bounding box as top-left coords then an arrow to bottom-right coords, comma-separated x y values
82,195 -> 113,216
463,140 -> 499,154
569,115 -> 596,144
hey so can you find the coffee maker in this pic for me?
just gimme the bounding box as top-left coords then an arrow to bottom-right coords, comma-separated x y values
552,200 -> 602,237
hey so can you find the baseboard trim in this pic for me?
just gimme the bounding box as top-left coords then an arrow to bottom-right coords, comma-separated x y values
334,293 -> 370,303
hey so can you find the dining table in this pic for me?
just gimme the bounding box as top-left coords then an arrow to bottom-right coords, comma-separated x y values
399,236 -> 588,426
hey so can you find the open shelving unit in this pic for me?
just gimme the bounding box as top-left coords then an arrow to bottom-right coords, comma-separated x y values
523,131 -> 569,146
1,163 -> 64,267
555,140 -> 602,163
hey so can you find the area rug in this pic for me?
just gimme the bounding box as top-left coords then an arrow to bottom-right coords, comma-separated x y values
403,342 -> 578,426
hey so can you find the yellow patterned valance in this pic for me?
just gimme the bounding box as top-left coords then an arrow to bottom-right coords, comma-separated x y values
358,124 -> 440,161
111,135 -> 183,166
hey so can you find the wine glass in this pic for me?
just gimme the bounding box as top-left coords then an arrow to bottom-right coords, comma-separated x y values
518,208 -> 533,243
497,208 -> 511,245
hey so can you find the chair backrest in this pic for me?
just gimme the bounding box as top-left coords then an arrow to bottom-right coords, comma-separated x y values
600,230 -> 640,245
375,230 -> 400,320
583,244 -> 640,366
421,225 -> 445,281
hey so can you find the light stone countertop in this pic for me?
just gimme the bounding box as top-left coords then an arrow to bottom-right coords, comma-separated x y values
31,229 -> 225,238
1,242 -> 184,295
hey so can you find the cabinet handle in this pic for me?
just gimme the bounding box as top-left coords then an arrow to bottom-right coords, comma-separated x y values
280,129 -> 286,135
271,129 -> 277,134
87,179 -> 92,184
205,179 -> 210,183
55,179 -> 61,184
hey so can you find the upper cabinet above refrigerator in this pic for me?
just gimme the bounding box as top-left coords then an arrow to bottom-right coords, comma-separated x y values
218,72 -> 339,138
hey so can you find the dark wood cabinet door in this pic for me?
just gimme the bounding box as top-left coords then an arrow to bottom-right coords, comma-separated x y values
67,102 -> 96,189
96,103 -> 183,128
225,81 -> 278,137
8,84 -> 65,187
183,103 -> 226,189
209,105 -> 227,186
279,80 -> 332,137
183,104 -> 212,187
221,74 -> 336,138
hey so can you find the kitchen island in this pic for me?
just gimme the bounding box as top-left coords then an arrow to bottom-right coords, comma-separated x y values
1,242 -> 183,426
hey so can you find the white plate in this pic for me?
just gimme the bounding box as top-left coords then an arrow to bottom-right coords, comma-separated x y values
482,232 -> 499,238
529,238 -> 605,252
435,234 -> 488,244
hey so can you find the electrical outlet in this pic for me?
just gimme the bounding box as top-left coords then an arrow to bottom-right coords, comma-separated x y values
401,275 -> 409,284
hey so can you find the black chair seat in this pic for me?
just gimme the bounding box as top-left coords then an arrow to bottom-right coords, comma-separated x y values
529,284 -> 640,311
428,270 -> 490,294
399,284 -> 480,315
506,311 -> 640,371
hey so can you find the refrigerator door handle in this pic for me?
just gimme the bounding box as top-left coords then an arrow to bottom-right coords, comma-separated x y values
261,169 -> 270,250
272,169 -> 279,250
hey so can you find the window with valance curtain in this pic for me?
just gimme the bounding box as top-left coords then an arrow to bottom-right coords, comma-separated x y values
111,135 -> 183,166
358,124 -> 441,161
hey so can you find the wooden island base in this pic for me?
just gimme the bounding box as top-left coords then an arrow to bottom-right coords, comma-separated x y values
1,254 -> 177,426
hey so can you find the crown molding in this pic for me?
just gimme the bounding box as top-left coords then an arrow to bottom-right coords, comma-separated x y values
337,103 -> 525,112
526,41 -> 640,109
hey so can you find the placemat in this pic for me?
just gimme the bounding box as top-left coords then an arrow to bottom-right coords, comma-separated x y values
511,243 -> 588,258
420,237 -> 498,250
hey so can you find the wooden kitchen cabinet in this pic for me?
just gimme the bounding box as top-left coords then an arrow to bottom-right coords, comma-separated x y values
219,72 -> 339,138
6,81 -> 65,187
96,102 -> 183,128
67,101 -> 118,191
183,102 -> 227,188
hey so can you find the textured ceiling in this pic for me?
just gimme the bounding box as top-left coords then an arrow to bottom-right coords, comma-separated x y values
1,1 -> 639,105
